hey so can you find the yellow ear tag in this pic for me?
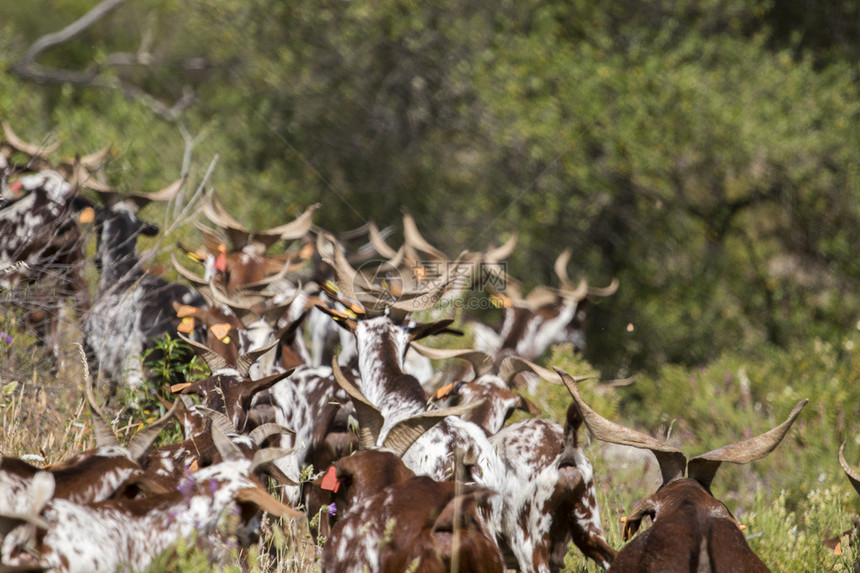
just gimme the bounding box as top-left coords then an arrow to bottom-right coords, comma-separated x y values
177,317 -> 195,333
176,304 -> 198,318
78,206 -> 95,223
222,335 -> 231,344
209,323 -> 231,341
490,293 -> 512,309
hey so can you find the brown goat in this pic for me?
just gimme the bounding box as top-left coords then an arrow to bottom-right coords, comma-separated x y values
559,367 -> 807,573
321,450 -> 504,573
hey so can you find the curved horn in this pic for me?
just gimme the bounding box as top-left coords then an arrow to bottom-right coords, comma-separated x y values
249,424 -> 295,446
236,339 -> 281,377
402,210 -> 446,260
202,189 -> 248,233
368,221 -> 399,259
127,400 -> 180,459
332,357 -> 384,450
554,249 -> 574,290
482,233 -> 518,263
176,332 -> 229,373
839,442 -> 860,497
197,406 -> 244,461
498,356 -> 563,387
383,400 -> 486,458
78,344 -> 120,449
127,176 -> 186,212
556,366 -> 688,486
235,485 -> 305,519
250,447 -> 298,475
409,342 -> 494,378
588,278 -> 619,298
263,203 -> 320,241
170,252 -> 208,285
2,121 -> 60,156
687,399 -> 808,490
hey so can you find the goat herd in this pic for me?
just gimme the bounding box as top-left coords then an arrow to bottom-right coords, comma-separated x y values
0,123 -> 853,572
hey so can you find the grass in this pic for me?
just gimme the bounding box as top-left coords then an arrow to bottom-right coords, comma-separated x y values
3,310 -> 860,572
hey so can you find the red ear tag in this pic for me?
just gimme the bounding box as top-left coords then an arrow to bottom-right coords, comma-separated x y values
10,181 -> 23,195
215,252 -> 227,272
320,466 -> 340,493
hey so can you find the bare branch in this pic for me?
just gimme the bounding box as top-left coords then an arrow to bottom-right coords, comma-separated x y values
19,0 -> 129,68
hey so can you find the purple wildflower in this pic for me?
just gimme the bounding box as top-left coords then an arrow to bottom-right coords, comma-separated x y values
177,476 -> 194,499
327,502 -> 337,517
0,332 -> 11,345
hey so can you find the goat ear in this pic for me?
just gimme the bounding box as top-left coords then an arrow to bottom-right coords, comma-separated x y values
622,497 -> 657,541
518,395 -> 542,416
139,221 -> 160,236
315,304 -> 358,332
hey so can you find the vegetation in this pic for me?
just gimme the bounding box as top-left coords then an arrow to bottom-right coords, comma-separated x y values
3,0 -> 860,570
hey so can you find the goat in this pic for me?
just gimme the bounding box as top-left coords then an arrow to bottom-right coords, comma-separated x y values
321,450 -> 505,573
0,124 -> 98,364
182,190 -> 317,293
413,343 -> 615,571
477,250 -> 617,389
0,447 -> 302,572
560,367 -> 807,572
82,178 -> 206,399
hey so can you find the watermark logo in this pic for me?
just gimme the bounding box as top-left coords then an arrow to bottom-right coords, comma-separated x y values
349,259 -> 507,311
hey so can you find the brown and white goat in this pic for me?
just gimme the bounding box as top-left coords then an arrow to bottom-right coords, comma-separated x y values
0,447 -> 302,572
0,132 -> 93,363
183,190 -> 317,293
321,450 -> 505,573
414,344 -> 615,571
560,367 -> 808,573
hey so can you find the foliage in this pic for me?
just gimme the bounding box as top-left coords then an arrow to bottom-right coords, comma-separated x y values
4,1 -> 860,569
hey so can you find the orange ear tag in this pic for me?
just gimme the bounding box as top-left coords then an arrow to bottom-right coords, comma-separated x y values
435,383 -> 455,400
176,304 -> 198,318
78,206 -> 95,223
177,317 -> 195,333
210,323 -> 231,341
9,181 -> 23,195
188,459 -> 199,472
320,466 -> 340,493
170,382 -> 192,393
